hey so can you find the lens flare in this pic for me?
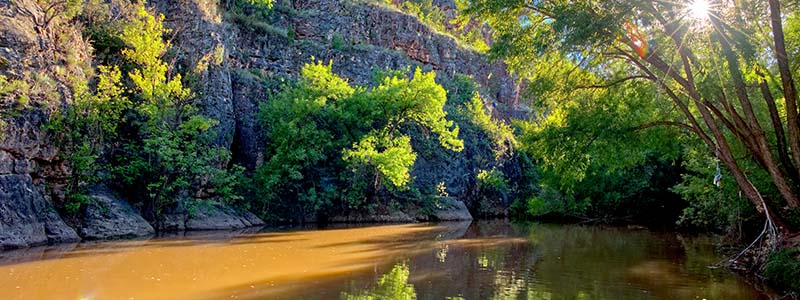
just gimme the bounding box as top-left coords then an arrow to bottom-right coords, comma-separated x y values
689,0 -> 711,20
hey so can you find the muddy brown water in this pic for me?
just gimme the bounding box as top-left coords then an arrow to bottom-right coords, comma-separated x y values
0,220 -> 775,300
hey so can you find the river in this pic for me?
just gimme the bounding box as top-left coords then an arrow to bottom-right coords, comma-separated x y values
0,220 -> 774,300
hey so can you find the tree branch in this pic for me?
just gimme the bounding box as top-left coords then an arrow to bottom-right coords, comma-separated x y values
575,75 -> 653,90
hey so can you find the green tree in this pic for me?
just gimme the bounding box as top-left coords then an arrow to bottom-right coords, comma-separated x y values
49,65 -> 131,214
345,67 -> 463,196
111,4 -> 241,217
462,0 -> 800,239
257,61 -> 462,221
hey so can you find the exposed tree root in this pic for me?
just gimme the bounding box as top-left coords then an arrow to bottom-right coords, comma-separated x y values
717,188 -> 782,271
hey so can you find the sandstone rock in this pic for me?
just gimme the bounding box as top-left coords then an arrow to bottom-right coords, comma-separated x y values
44,202 -> 81,244
231,71 -> 268,169
159,212 -> 188,232
224,0 -> 520,216
0,174 -> 78,249
78,185 -> 155,240
0,151 -> 13,174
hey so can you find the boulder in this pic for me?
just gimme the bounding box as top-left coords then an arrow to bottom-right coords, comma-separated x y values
160,200 -> 265,231
0,174 -> 79,249
78,185 -> 155,240
185,202 -> 265,231
431,197 -> 473,221
240,210 -> 266,227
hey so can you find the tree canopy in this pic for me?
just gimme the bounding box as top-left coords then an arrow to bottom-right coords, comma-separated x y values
461,0 -> 800,238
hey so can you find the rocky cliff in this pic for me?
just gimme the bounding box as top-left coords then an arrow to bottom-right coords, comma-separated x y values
0,0 -> 525,249
160,0 -> 524,213
0,0 -> 85,248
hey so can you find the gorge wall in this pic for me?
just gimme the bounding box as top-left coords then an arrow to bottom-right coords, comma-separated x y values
0,0 -> 527,249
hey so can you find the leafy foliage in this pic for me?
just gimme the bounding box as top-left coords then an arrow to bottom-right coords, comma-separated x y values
49,3 -> 244,217
672,142 -> 757,231
256,61 -> 462,221
459,0 -> 800,230
506,56 -> 685,223
48,65 -> 131,213
248,0 -> 272,8
342,263 -> 416,300
763,248 -> 800,292
110,5 -> 242,215
477,168 -> 509,193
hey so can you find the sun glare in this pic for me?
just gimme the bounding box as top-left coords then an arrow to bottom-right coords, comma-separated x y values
689,0 -> 711,20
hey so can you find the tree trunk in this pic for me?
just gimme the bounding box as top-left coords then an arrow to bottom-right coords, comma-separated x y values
768,0 -> 800,170
713,24 -> 800,208
757,70 -> 797,181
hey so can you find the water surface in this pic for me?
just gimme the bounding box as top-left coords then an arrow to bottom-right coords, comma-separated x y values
0,221 -> 773,299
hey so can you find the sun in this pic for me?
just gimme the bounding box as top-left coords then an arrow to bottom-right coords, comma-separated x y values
688,0 -> 711,20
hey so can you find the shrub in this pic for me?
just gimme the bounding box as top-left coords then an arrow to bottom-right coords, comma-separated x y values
331,33 -> 346,50
763,249 -> 800,292
477,168 -> 509,193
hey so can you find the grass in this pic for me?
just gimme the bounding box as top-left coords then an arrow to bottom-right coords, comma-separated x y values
227,12 -> 289,39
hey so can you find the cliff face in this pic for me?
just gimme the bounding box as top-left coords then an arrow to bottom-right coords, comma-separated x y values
0,0 -> 524,248
0,0 -> 86,247
154,0 -> 522,165
160,0 -> 522,207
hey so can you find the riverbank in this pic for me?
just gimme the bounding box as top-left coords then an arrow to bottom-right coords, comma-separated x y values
0,182 -> 478,250
763,246 -> 800,296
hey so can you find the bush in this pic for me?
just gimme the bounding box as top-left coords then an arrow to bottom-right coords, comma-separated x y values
764,249 -> 800,292
673,142 -> 759,232
477,168 -> 509,193
331,33 -> 346,50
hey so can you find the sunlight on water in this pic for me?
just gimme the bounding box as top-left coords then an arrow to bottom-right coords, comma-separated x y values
0,221 -> 775,300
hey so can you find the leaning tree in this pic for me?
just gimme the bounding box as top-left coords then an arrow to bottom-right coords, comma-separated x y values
461,0 -> 800,246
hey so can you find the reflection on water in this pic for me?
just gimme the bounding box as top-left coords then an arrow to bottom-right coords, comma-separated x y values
0,221 -> 776,300
342,263 -> 416,300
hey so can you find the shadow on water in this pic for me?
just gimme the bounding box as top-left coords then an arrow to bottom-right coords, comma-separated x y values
0,227 -> 306,266
0,223 -> 452,267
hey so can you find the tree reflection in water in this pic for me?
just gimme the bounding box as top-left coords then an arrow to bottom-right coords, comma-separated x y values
342,263 -> 416,300
335,221 -> 773,300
